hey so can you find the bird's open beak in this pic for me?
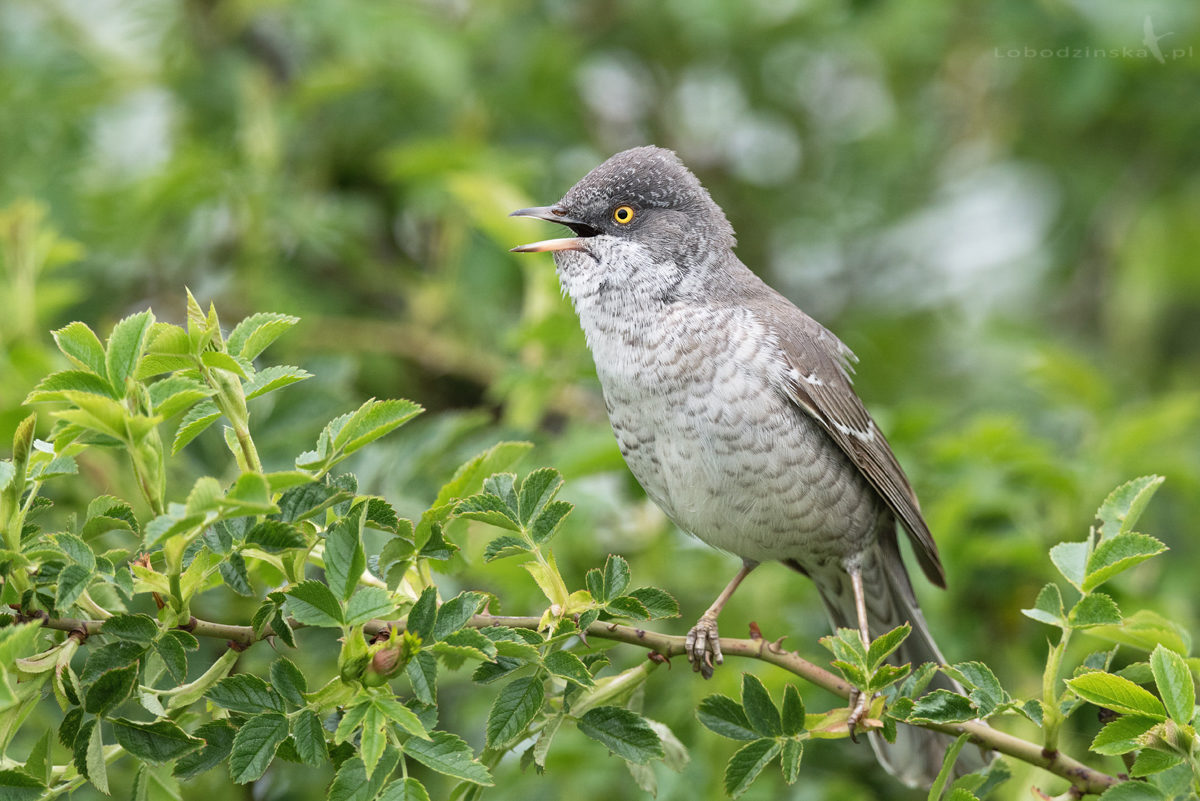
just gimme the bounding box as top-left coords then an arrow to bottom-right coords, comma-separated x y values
509,206 -> 596,253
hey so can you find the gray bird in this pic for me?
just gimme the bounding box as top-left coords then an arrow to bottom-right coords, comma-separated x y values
510,146 -> 984,786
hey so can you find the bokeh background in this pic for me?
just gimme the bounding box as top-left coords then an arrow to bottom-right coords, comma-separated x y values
3,0 -> 1199,798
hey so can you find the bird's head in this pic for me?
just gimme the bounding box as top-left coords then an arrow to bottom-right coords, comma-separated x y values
510,146 -> 736,301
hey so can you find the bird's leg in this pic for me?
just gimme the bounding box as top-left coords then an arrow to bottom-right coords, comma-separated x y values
686,559 -> 758,679
847,564 -> 872,740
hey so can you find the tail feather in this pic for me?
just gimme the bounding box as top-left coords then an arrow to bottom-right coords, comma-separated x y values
811,539 -> 991,788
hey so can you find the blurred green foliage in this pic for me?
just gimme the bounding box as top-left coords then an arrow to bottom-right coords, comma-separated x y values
2,0 -> 1199,798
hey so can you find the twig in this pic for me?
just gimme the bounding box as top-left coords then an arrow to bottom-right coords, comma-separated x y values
32,610 -> 1121,795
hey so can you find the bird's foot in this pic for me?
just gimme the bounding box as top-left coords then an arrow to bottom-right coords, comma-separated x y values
847,689 -> 872,743
685,614 -> 723,679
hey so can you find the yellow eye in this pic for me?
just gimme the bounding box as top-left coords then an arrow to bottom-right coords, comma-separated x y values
612,205 -> 635,224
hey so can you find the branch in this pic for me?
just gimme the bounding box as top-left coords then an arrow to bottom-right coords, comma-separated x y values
33,610 -> 1120,795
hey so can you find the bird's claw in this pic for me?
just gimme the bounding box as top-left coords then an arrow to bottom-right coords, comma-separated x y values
685,614 -> 723,679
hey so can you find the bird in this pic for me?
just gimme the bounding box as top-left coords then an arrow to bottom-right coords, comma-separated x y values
509,145 -> 985,786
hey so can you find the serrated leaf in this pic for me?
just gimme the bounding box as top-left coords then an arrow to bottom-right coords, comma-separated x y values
84,663 -> 138,717
324,508 -> 366,602
517,468 -> 563,525
942,662 -> 1006,716
105,310 -> 154,392
173,721 -> 236,780
781,685 -> 806,735
407,652 -> 437,705
207,673 -> 287,715
327,751 -> 401,801
244,520 -> 307,552
402,730 -> 494,785
148,376 -> 212,418
407,586 -> 437,642
55,563 -> 92,610
54,321 -> 107,376
289,708 -> 327,767
172,401 -> 221,453
1049,541 -> 1089,592
867,624 -> 911,670
1090,610 -> 1191,655
780,738 -> 803,785
483,535 -> 529,561
1021,583 -> 1066,627
154,634 -> 189,683
82,717 -> 109,794
243,364 -> 312,401
601,554 -> 630,601
25,369 -> 116,403
111,718 -> 203,764
544,650 -> 595,687
1150,645 -> 1194,724
741,674 -> 782,737
334,399 -> 423,456
486,676 -> 545,748
529,500 -> 572,544
605,595 -> 651,620
927,733 -> 971,801
1083,533 -> 1168,592
379,778 -> 431,801
577,706 -> 664,765
285,580 -> 344,627
432,629 -> 497,663
1129,748 -> 1183,777
1098,476 -> 1164,540
102,613 -> 159,644
1069,593 -> 1123,628
1096,781 -> 1168,800
1067,672 -> 1166,718
906,689 -> 977,724
1090,715 -> 1159,755
228,712 -> 289,783
346,586 -> 397,626
723,738 -> 781,798
455,493 -> 521,531
81,640 -> 147,682
227,312 -> 299,361
433,591 -> 485,641
434,442 -> 533,507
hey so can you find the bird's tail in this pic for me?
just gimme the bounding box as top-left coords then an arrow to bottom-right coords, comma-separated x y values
811,538 -> 991,788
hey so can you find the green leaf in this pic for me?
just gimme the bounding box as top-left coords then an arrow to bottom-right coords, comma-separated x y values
1083,533 -> 1168,592
455,493 -> 521,531
148,376 -> 212,418
741,674 -> 782,737
285,580 -> 344,627
289,709 -> 327,767
906,690 -> 977,724
543,650 -> 595,687
626,587 -> 680,619
81,640 -> 147,682
781,685 -> 806,736
0,770 -> 43,800
942,662 -> 1006,716
327,751 -> 400,801
402,730 -> 494,785
244,520 -> 307,552
346,586 -> 397,626
243,365 -> 312,401
172,401 -> 221,453
1090,610 -> 1191,655
227,312 -> 299,361
433,591 -> 485,641
102,613 -> 159,643
486,676 -> 545,748
605,595 -> 651,620
517,468 -> 563,525
173,721 -> 236,780
698,694 -> 758,741
111,718 -> 203,764
105,310 -> 154,392
780,738 -> 803,784
373,696 -> 430,740
1095,781 -> 1168,801
867,624 -> 911,670
1150,645 -> 1194,724
434,442 -> 533,507
379,778 -> 431,801
407,585 -> 438,642
228,712 -> 289,783
483,535 -> 529,561
529,500 -> 572,544
723,738 -> 782,798
431,629 -> 497,663
55,563 -> 92,610
1049,541 -> 1089,592
324,508 -> 366,602
577,706 -> 664,765
1129,748 -> 1183,777
84,663 -> 138,717
1097,476 -> 1165,540
207,673 -> 287,715
1022,584 -> 1065,629
200,350 -> 248,378
926,733 -> 970,801
78,717 -> 109,794
1090,715 -> 1159,755
267,658 -> 307,710
25,369 -> 117,403
54,321 -> 108,376
1069,593 -> 1123,628
334,399 -> 423,456
360,699 -> 388,776
602,554 -> 631,601
407,652 -> 438,705
1067,672 -> 1166,718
